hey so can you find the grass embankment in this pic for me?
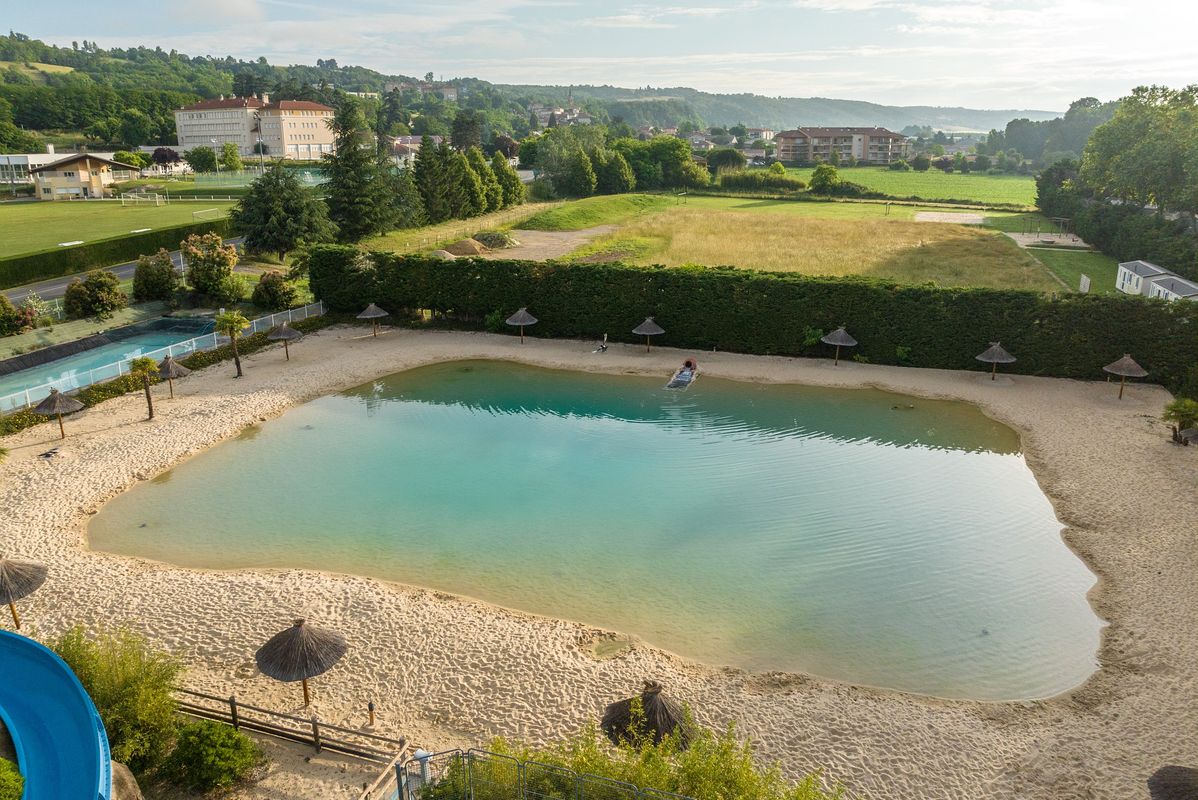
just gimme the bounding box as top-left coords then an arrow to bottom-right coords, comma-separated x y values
786,166 -> 1037,207
519,194 -> 675,230
366,203 -> 559,253
115,178 -> 251,198
571,206 -> 1059,291
0,303 -> 167,360
0,201 -> 234,259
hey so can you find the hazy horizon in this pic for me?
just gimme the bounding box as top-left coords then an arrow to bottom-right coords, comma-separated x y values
10,0 -> 1197,110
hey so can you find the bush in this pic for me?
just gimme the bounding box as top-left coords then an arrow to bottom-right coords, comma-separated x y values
251,270 -> 300,311
0,294 -> 21,336
52,627 -> 182,773
0,220 -> 229,291
132,248 -> 180,302
63,270 -> 127,320
718,170 -> 806,193
162,720 -> 263,792
911,154 -> 931,171
182,232 -> 238,295
888,159 -> 912,171
306,246 -> 1198,393
214,273 -> 249,306
0,758 -> 21,800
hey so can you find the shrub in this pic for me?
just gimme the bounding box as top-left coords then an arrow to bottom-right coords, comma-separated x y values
768,161 -> 787,175
63,270 -> 127,320
0,294 -> 21,336
251,270 -> 300,311
132,248 -> 179,302
52,626 -> 182,773
182,232 -> 238,295
214,273 -> 249,306
305,247 -> 1198,393
888,159 -> 912,171
911,154 -> 931,171
0,758 -> 21,800
718,170 -> 806,193
162,720 -> 263,792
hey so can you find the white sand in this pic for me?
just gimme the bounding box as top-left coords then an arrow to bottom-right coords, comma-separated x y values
1,328 -> 1195,800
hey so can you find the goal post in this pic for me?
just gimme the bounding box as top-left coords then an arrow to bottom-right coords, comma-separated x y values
191,207 -> 222,222
121,193 -> 164,207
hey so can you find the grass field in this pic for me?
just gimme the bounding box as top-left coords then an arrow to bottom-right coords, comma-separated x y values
115,178 -> 251,198
569,206 -> 1060,292
0,201 -> 234,258
366,203 -> 558,253
1024,248 -> 1120,294
520,195 -> 675,230
786,166 -> 1037,207
0,61 -> 74,82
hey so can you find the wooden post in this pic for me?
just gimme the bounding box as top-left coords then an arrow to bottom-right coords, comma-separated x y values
645,335 -> 651,353
143,375 -> 154,419
519,325 -> 525,344
8,602 -> 19,629
229,695 -> 240,730
311,716 -> 322,753
57,413 -> 65,439
283,339 -> 290,360
167,377 -> 175,399
302,677 -> 311,707
991,361 -> 997,381
372,321 -> 379,337
1119,375 -> 1126,399
368,701 -> 375,727
833,345 -> 841,367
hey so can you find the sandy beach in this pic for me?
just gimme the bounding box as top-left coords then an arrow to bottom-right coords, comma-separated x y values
0,326 -> 1194,800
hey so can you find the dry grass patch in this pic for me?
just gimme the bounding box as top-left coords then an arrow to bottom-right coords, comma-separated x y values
575,208 -> 1060,292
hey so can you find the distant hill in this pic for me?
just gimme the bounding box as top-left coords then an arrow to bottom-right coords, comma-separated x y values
494,84 -> 1060,133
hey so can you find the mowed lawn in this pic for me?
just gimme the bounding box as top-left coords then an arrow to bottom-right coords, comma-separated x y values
786,166 -> 1038,207
0,201 -> 234,258
570,206 -> 1061,292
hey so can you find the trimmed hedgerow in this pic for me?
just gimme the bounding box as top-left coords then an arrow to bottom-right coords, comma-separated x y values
307,245 -> 1198,392
162,720 -> 263,791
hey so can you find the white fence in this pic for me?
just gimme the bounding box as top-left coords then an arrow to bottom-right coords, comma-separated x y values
0,301 -> 324,414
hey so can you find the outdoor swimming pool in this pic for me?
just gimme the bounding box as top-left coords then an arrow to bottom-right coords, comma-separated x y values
88,361 -> 1102,699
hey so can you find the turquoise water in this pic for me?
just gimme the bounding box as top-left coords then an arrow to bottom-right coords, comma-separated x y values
88,361 -> 1101,699
0,331 -> 207,409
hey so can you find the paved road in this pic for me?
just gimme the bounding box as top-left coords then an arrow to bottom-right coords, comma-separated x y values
3,237 -> 246,304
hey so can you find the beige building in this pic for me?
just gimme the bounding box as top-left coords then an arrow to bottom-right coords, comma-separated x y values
31,153 -> 140,200
174,95 -> 336,160
775,127 -> 909,165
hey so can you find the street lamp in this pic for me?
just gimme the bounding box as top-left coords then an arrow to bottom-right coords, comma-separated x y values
253,112 -> 266,173
210,138 -> 220,175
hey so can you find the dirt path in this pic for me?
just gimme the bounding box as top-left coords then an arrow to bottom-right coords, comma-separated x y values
913,211 -> 985,224
476,225 -> 615,261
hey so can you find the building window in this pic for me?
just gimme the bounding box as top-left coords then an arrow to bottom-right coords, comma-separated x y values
42,187 -> 52,195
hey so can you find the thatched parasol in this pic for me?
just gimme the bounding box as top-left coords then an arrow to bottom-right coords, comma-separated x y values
357,303 -> 390,337
820,326 -> 857,367
1148,765 -> 1198,800
255,618 -> 348,707
267,322 -> 302,360
632,318 -> 665,352
0,558 -> 48,629
158,355 -> 192,399
601,680 -> 691,749
505,308 -> 538,344
1103,354 -> 1148,399
34,388 -> 84,440
975,342 -> 1016,381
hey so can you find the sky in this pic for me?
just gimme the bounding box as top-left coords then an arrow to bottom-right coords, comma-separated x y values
10,0 -> 1198,110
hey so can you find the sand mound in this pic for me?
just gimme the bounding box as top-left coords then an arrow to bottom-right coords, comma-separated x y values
444,238 -> 490,256
428,249 -> 457,260
474,230 -> 520,250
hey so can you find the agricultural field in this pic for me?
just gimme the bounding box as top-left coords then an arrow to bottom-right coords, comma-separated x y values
786,166 -> 1038,208
0,200 -> 234,258
0,60 -> 74,82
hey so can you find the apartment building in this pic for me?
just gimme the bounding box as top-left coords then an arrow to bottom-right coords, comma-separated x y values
1117,260 -> 1198,301
774,127 -> 909,165
746,127 -> 775,141
30,153 -> 140,200
174,95 -> 336,160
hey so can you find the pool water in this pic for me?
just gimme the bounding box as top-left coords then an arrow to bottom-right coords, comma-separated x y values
88,361 -> 1101,699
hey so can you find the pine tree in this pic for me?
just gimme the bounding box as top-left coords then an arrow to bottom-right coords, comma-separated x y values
559,147 -> 596,197
467,146 -> 502,212
414,136 -> 450,223
445,149 -> 485,218
391,166 -> 427,229
323,97 -> 392,241
594,149 -> 636,194
230,163 -> 337,261
491,151 -> 526,207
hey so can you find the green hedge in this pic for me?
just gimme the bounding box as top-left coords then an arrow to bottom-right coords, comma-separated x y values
0,219 -> 231,290
308,246 -> 1198,391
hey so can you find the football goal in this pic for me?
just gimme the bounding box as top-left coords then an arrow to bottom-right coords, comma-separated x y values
121,192 -> 164,206
191,207 -> 223,222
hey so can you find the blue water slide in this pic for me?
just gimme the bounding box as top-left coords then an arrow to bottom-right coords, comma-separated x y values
0,630 -> 111,800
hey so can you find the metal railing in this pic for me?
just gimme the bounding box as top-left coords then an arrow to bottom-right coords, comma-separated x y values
384,749 -> 700,800
175,687 -> 408,765
0,300 -> 324,414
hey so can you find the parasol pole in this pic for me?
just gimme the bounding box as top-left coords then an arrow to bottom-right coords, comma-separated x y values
520,324 -> 525,344
992,361 -> 997,380
1119,374 -> 1126,399
167,377 -> 175,399
302,678 -> 311,707
284,339 -> 290,360
57,413 -> 65,439
834,344 -> 841,367
8,601 -> 19,629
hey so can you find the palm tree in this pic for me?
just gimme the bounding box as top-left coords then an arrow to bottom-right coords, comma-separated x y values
215,310 -> 251,378
1163,398 -> 1198,443
129,356 -> 158,419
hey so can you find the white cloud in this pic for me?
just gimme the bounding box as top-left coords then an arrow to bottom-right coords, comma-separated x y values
582,14 -> 675,27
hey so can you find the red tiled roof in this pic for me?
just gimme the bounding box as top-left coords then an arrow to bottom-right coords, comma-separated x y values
776,127 -> 904,139
178,96 -> 265,111
262,100 -> 333,112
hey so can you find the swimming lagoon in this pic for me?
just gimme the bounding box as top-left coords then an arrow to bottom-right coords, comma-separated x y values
89,361 -> 1101,699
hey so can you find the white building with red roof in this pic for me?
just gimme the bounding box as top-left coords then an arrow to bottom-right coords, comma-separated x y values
174,94 -> 336,160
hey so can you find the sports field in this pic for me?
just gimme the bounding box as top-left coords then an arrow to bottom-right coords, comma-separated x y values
786,166 -> 1038,207
0,201 -> 234,258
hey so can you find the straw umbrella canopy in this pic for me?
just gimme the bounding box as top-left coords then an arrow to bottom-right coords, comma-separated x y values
820,326 -> 858,367
975,342 -> 1016,381
157,355 -> 192,399
1103,354 -> 1148,399
505,308 -> 538,344
357,303 -> 390,337
0,558 -> 48,629
632,317 -> 665,352
1149,765 -> 1198,800
601,680 -> 691,749
267,322 -> 302,360
34,388 -> 85,440
255,619 -> 348,707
